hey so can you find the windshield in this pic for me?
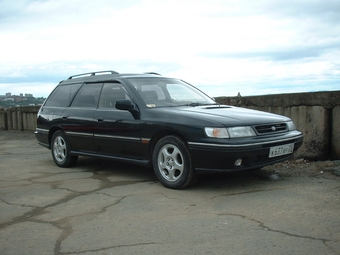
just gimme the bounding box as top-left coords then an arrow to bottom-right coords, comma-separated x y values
128,78 -> 216,108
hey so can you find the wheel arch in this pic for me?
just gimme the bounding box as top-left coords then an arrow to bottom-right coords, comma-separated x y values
48,127 -> 63,147
148,130 -> 188,159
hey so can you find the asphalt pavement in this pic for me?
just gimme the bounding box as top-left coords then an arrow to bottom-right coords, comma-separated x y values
0,131 -> 339,255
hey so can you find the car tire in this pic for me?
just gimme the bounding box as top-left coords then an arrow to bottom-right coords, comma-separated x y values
152,135 -> 196,189
51,130 -> 78,167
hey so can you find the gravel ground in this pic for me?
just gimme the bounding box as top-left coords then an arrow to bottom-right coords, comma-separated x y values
0,130 -> 36,140
1,130 -> 339,180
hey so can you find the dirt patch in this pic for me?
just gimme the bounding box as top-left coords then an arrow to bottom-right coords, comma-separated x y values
263,158 -> 340,179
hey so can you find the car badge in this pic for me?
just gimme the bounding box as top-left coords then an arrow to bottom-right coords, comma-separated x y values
271,126 -> 276,131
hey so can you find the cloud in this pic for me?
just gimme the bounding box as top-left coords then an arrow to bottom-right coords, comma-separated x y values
201,42 -> 340,61
0,0 -> 339,98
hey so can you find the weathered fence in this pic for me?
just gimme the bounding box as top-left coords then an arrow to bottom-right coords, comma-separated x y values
1,90 -> 339,160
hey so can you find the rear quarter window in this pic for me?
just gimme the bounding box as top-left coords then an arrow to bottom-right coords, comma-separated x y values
44,84 -> 82,107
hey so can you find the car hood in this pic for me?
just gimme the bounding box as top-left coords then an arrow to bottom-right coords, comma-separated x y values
151,105 -> 290,126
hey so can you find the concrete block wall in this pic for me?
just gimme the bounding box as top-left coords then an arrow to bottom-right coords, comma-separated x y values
7,107 -> 21,130
0,108 -> 7,130
21,106 -> 40,131
1,106 -> 40,131
332,106 -> 340,159
288,106 -> 330,160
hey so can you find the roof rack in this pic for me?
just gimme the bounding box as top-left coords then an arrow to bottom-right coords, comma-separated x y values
67,70 -> 119,80
144,72 -> 161,75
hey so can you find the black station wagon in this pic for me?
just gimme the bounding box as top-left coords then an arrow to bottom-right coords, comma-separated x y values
35,71 -> 303,189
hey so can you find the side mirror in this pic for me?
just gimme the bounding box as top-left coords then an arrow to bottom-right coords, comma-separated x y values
115,100 -> 140,119
116,99 -> 134,111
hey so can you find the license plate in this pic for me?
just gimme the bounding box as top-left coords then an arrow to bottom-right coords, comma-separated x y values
269,143 -> 294,158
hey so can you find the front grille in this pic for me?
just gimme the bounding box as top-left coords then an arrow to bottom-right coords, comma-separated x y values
255,123 -> 287,135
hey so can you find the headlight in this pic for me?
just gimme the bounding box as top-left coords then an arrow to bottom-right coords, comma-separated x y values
287,121 -> 296,131
227,126 -> 256,138
204,126 -> 256,138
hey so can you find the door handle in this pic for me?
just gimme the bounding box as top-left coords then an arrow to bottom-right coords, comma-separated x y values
97,117 -> 104,121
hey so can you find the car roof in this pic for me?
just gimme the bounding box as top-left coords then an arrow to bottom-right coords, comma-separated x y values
58,71 -> 163,85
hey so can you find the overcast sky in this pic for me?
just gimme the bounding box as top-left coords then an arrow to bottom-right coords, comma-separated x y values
1,0 -> 339,98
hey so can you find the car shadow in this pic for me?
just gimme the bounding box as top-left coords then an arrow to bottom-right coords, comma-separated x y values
75,156 -> 157,181
75,157 -> 282,190
191,170 -> 282,190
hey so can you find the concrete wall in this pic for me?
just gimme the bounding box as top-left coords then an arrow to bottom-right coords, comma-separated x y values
215,90 -> 340,160
1,90 -> 339,160
0,106 -> 40,131
0,108 -> 7,130
333,106 -> 340,160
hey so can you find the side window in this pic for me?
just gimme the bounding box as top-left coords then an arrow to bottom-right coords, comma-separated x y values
44,84 -> 82,107
71,83 -> 103,108
99,83 -> 130,108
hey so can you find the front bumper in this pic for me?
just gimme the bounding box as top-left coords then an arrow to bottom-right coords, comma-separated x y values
188,132 -> 303,173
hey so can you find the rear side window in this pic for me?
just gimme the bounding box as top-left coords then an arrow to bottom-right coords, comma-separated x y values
71,83 -> 103,107
44,84 -> 82,107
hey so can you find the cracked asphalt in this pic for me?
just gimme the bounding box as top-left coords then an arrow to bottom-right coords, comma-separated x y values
0,131 -> 339,255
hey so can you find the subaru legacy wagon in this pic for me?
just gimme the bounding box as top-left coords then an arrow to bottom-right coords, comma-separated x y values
35,71 -> 303,189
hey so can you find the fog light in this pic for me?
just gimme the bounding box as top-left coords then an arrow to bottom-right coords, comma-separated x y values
234,158 -> 242,167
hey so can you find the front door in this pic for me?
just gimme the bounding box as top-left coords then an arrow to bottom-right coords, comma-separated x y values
94,82 -> 144,159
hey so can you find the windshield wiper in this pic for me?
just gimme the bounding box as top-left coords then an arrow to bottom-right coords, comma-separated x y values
188,102 -> 203,107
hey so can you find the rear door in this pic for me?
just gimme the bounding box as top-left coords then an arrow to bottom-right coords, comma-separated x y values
62,83 -> 103,153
